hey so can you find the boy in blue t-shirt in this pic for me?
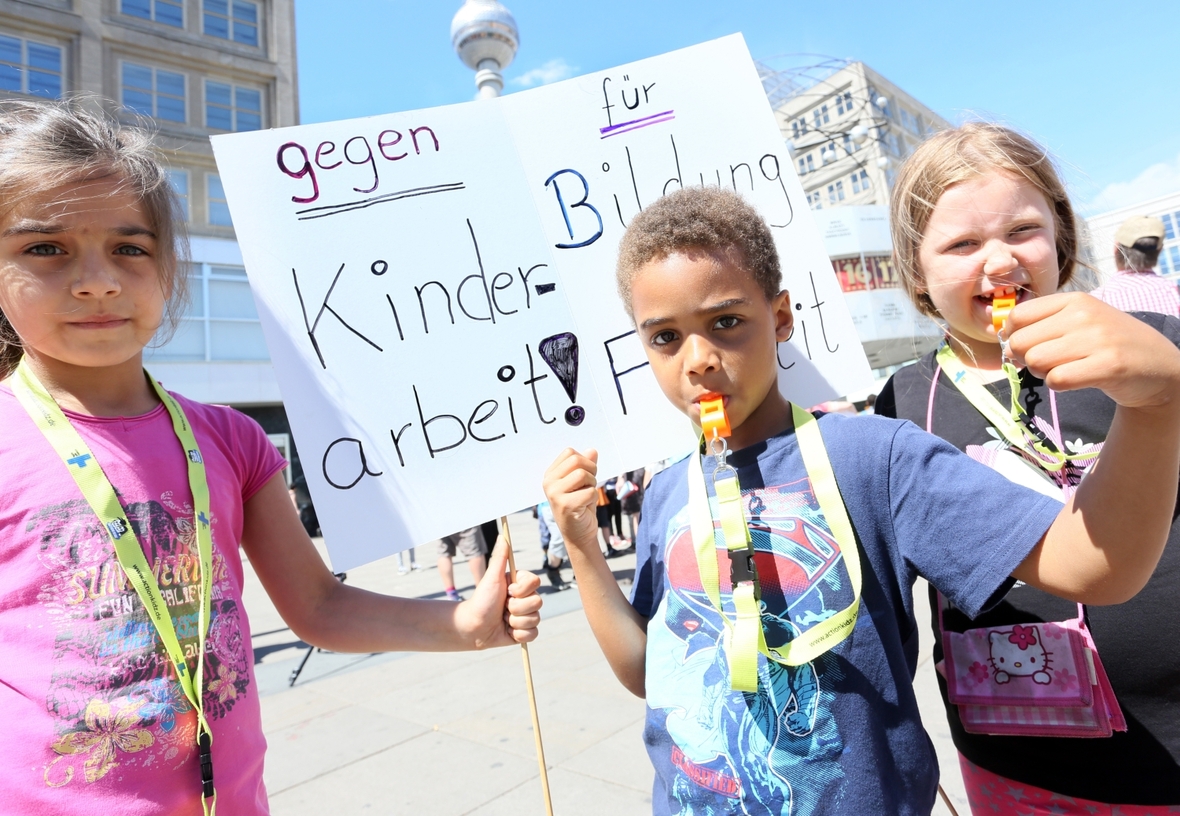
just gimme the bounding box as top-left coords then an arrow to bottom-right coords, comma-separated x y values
542,187 -> 1180,815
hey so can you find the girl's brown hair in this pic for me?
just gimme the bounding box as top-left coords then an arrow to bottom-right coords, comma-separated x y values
0,97 -> 190,377
889,122 -> 1079,317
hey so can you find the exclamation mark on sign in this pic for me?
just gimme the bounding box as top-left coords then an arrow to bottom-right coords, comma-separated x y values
538,332 -> 584,426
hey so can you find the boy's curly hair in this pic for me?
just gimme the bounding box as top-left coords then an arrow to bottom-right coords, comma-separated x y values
615,187 -> 781,315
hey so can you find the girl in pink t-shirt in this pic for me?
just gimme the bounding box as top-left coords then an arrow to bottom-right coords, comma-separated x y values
0,98 -> 541,815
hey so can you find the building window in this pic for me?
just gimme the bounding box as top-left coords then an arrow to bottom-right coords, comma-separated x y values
0,34 -> 63,99
122,63 -> 186,123
807,191 -> 823,210
203,0 -> 259,47
1171,246 -> 1180,273
797,154 -> 814,175
813,104 -> 829,128
1163,212 -> 1176,240
899,108 -> 922,134
148,264 -> 268,362
205,81 -> 261,132
835,91 -> 854,116
851,169 -> 871,193
121,0 -> 183,27
168,169 -> 189,221
828,181 -> 845,204
791,120 -> 799,139
207,174 -> 232,226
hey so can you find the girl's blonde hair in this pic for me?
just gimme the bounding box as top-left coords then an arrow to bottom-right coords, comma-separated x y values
889,122 -> 1079,318
0,97 -> 190,378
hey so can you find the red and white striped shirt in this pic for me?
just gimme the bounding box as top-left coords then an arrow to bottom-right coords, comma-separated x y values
1090,270 -> 1180,317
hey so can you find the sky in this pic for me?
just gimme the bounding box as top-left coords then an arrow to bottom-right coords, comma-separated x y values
294,1 -> 1180,216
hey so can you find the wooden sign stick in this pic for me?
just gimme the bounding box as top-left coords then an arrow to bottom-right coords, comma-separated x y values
499,515 -> 555,816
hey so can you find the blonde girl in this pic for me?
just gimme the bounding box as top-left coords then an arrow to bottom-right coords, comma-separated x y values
877,123 -> 1180,813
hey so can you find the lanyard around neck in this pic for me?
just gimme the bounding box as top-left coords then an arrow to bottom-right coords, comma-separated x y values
934,342 -> 1088,473
11,359 -> 218,811
687,404 -> 861,692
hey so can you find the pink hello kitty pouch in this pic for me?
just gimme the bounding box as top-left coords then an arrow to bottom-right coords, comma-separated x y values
940,597 -> 1127,738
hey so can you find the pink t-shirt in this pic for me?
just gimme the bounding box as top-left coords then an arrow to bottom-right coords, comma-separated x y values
0,383 -> 285,814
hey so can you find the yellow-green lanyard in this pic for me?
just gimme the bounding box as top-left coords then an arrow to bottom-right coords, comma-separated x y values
934,342 -> 1088,473
11,359 -> 217,813
687,404 -> 861,692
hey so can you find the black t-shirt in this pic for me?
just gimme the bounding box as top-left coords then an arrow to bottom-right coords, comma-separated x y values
876,312 -> 1180,804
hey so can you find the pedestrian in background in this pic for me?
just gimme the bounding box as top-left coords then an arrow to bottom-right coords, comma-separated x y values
1090,214 -> 1180,316
436,526 -> 488,601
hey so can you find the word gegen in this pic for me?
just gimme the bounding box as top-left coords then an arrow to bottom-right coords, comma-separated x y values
276,122 -> 441,205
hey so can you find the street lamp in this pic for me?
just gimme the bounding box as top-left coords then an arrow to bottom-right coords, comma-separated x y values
451,0 -> 519,99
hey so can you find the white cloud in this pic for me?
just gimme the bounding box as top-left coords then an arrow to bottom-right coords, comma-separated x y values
1085,151 -> 1180,215
511,58 -> 576,88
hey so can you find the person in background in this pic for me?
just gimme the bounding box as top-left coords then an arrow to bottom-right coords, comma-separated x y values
436,526 -> 487,601
617,469 -> 645,544
1090,214 -> 1180,317
536,502 -> 570,590
396,546 -> 420,575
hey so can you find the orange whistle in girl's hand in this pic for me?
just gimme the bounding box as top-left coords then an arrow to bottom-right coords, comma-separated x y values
992,291 -> 1017,333
699,396 -> 731,439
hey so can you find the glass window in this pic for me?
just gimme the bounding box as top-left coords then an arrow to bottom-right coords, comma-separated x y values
122,62 -> 185,123
203,0 -> 259,46
1163,212 -> 1176,241
207,174 -> 232,226
1171,246 -> 1180,272
791,120 -> 799,139
121,0 -> 183,27
205,80 -> 262,132
168,169 -> 189,221
851,169 -> 870,194
0,33 -> 62,99
147,263 -> 268,362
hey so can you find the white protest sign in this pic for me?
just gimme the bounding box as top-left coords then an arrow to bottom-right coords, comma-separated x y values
211,34 -> 872,570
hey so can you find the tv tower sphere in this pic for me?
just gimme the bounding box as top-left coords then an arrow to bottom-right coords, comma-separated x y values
451,1 -> 519,98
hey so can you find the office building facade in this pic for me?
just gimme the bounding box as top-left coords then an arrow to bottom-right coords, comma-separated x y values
0,0 -> 301,477
760,60 -> 948,373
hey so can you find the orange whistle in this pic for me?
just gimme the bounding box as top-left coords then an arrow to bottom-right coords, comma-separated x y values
992,292 -> 1017,333
699,396 -> 731,439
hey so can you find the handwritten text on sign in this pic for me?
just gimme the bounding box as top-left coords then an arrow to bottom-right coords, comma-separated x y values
211,35 -> 871,570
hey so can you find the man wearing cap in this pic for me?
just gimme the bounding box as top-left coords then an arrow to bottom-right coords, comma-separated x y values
1091,215 -> 1180,316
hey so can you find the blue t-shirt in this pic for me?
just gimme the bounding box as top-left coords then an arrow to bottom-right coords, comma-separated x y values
630,412 -> 1063,815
